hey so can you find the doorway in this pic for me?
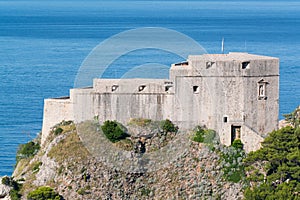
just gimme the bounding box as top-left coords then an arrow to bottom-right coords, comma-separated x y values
231,125 -> 241,144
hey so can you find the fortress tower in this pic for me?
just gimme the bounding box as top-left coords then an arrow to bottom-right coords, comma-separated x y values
42,52 -> 279,152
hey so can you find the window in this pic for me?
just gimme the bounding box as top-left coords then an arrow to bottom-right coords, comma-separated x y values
258,79 -> 268,100
206,61 -> 215,69
223,117 -> 228,123
193,86 -> 199,94
165,86 -> 172,92
138,85 -> 146,92
242,61 -> 250,69
111,85 -> 118,92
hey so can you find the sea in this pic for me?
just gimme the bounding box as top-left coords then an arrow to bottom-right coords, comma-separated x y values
0,0 -> 299,176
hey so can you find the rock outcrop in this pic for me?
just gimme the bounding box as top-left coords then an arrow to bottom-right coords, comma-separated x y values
0,177 -> 10,200
13,120 -> 245,200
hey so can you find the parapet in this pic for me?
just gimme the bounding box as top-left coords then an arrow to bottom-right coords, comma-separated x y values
170,52 -> 279,79
93,78 -> 174,94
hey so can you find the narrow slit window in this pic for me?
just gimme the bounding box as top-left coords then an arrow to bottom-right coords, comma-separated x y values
223,117 -> 228,123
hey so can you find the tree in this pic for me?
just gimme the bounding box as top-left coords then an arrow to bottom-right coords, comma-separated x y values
16,141 -> 40,162
244,126 -> 300,199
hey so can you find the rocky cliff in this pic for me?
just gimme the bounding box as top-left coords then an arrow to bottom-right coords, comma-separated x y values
8,119 -> 245,200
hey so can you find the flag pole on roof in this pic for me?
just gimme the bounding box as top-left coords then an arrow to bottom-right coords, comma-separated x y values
221,37 -> 224,54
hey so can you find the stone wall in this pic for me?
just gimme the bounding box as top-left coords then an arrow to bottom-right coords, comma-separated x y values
41,53 -> 279,152
41,98 -> 73,145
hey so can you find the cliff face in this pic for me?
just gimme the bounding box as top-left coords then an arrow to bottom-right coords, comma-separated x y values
13,120 -> 245,200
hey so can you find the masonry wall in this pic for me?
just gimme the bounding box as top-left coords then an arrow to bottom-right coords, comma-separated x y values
72,79 -> 175,126
42,53 -> 279,152
41,98 -> 73,145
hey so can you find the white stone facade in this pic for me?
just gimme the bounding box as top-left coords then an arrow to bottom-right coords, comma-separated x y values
42,52 -> 279,152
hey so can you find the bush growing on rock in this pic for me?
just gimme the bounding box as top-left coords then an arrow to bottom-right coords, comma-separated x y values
160,119 -> 178,133
101,120 -> 129,143
54,127 -> 63,135
231,139 -> 243,150
16,141 -> 40,163
220,146 -> 245,183
1,176 -> 22,200
27,186 -> 63,200
192,126 -> 216,144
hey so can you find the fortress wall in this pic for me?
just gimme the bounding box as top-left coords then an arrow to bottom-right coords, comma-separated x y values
173,60 -> 246,141
243,75 -> 279,137
93,79 -> 169,93
71,88 -> 97,124
174,76 -> 214,129
41,98 -> 73,145
214,76 -> 245,146
242,59 -> 279,138
41,53 -> 279,151
93,93 -> 173,125
241,125 -> 264,153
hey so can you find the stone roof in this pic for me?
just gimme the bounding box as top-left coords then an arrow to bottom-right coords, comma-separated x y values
188,52 -> 278,62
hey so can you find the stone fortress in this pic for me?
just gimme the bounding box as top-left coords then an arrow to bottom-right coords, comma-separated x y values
42,52 -> 279,152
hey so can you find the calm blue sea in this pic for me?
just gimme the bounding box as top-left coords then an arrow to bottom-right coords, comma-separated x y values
0,0 -> 299,176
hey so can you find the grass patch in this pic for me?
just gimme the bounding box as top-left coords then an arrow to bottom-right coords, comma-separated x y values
128,118 -> 152,127
31,161 -> 42,173
115,138 -> 134,151
48,132 -> 90,164
46,121 -> 76,143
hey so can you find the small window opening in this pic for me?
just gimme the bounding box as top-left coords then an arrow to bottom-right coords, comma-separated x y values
242,61 -> 250,69
258,80 -> 268,100
223,117 -> 228,123
165,86 -> 172,92
193,86 -> 199,94
206,61 -> 215,69
138,85 -> 146,92
111,85 -> 118,92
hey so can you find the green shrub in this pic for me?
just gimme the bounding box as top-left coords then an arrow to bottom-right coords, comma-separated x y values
16,141 -> 40,163
192,126 -> 216,144
10,189 -> 22,200
192,126 -> 205,143
2,176 -> 10,185
101,120 -> 129,143
77,188 -> 86,195
2,176 -> 22,200
27,186 -> 63,200
231,139 -> 243,150
160,119 -> 178,133
141,188 -> 151,196
54,127 -> 63,135
220,147 -> 245,183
